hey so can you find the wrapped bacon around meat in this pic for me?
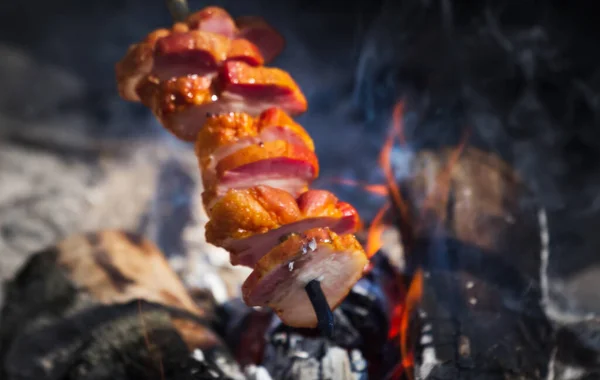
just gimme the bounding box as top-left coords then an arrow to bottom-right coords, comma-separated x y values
115,5 -> 369,332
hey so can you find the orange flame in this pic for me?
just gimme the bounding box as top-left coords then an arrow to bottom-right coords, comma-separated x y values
365,201 -> 391,257
363,100 -> 413,260
400,269 -> 424,380
379,102 -> 410,224
383,269 -> 424,380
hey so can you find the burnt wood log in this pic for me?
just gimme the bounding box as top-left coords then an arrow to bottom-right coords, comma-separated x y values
398,147 -> 555,379
0,230 -> 242,380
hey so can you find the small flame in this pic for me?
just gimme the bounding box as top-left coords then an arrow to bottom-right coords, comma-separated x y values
383,269 -> 424,380
366,201 -> 391,257
379,102 -> 410,226
364,100 -> 412,260
400,269 -> 424,380
320,100 -> 411,262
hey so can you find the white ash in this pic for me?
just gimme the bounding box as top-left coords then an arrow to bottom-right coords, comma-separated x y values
191,349 -> 206,362
416,318 -> 441,380
244,365 -> 273,380
379,225 -> 405,271
538,207 -> 596,325
417,347 -> 441,380
321,347 -> 358,380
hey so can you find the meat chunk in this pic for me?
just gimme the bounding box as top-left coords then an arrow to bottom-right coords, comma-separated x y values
219,61 -> 308,115
136,74 -> 214,141
204,187 -> 360,267
235,16 -> 286,63
116,28 -> 172,101
185,7 -> 284,63
207,140 -> 319,198
135,65 -> 308,142
242,228 -> 368,328
185,6 -> 237,38
153,31 -> 263,80
195,108 -> 314,169
116,7 -> 286,104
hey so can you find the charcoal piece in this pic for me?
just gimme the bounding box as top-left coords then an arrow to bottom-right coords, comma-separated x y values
0,232 -> 242,380
548,327 -> 600,379
398,148 -> 554,379
260,330 -> 367,380
216,299 -> 273,367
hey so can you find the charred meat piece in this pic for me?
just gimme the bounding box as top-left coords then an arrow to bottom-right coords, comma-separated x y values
242,228 -> 368,328
205,187 -> 360,267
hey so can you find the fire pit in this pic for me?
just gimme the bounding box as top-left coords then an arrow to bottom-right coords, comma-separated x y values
2,0 -> 600,379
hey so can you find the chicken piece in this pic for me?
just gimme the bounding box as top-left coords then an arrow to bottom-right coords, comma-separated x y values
235,16 -> 285,63
185,6 -> 237,38
242,228 -> 368,328
195,108 -> 314,170
153,31 -> 263,80
218,61 -> 308,115
204,187 -> 360,267
202,140 -> 319,201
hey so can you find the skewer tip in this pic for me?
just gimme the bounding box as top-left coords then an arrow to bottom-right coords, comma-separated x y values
305,279 -> 335,339
165,0 -> 190,22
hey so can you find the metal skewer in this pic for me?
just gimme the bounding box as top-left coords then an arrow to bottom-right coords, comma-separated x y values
163,0 -> 335,339
305,280 -> 335,338
166,0 -> 190,22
